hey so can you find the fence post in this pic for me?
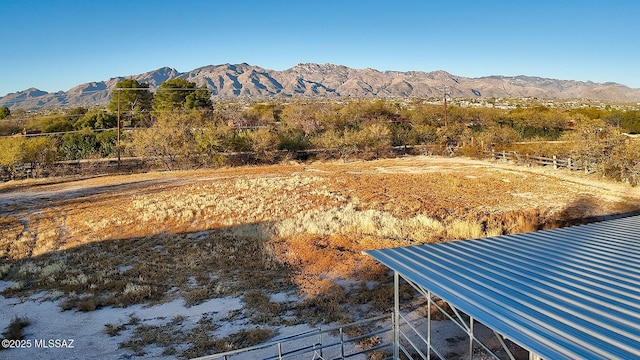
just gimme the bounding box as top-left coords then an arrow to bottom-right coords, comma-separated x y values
553,155 -> 557,170
502,150 -> 506,161
568,158 -> 572,170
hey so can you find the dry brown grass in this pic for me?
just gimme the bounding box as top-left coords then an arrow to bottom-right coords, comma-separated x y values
1,156 -> 638,354
243,289 -> 286,325
1,316 -> 31,343
1,229 -> 294,313
118,313 -> 275,359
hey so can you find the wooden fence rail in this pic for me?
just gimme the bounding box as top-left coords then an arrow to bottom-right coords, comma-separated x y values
0,146 -> 595,182
486,150 -> 588,172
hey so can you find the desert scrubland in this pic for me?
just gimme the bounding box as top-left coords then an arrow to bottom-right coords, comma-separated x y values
1,156 -> 640,358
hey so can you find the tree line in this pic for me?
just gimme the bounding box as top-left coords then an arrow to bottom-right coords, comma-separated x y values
1,78 -> 640,183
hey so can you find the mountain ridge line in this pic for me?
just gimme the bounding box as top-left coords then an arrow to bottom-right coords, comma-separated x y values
2,62 -> 640,109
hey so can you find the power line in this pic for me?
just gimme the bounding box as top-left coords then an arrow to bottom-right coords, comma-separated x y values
0,127 -> 132,139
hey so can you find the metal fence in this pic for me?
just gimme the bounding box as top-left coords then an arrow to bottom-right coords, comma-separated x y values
192,314 -> 393,360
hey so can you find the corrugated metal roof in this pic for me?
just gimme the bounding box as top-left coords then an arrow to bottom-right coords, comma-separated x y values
364,215 -> 640,360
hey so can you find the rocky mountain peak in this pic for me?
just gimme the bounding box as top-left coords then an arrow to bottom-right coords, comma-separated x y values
1,63 -> 639,110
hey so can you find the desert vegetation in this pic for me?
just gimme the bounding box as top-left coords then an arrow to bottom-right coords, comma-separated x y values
1,316 -> 31,343
2,89 -> 640,185
2,87 -> 640,358
2,155 -> 640,358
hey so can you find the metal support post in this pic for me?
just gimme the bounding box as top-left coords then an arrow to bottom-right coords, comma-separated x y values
394,271 -> 400,359
427,290 -> 432,360
469,316 -> 474,360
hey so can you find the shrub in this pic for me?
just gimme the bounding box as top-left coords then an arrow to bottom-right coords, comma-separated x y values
127,113 -> 202,170
184,288 -> 210,307
77,296 -> 97,312
120,283 -> 153,305
0,137 -> 25,179
248,127 -> 278,162
104,322 -> 126,337
477,126 -> 522,147
96,130 -> 118,157
2,316 -> 31,342
278,128 -> 310,152
620,110 -> 640,134
457,145 -> 484,158
14,136 -> 57,178
60,293 -> 78,311
227,328 -> 275,348
354,123 -> 393,159
446,219 -> 484,240
0,264 -> 11,278
193,124 -> 229,166
74,109 -> 116,130
59,129 -> 99,160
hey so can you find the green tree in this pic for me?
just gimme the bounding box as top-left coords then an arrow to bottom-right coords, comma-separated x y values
604,111 -> 624,128
0,106 -> 10,120
74,109 -> 117,129
508,107 -> 568,139
64,107 -> 88,122
41,116 -> 74,133
245,103 -> 283,124
108,79 -> 153,127
184,86 -> 213,110
152,78 -> 212,115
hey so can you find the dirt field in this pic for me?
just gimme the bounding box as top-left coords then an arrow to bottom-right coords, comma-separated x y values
2,155 -> 640,358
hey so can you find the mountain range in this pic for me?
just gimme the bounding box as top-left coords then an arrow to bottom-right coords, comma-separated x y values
2,63 -> 640,110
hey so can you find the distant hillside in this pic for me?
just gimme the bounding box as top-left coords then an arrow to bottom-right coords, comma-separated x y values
2,63 -> 640,109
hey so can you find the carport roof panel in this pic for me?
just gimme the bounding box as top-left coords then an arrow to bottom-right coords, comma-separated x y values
364,215 -> 640,360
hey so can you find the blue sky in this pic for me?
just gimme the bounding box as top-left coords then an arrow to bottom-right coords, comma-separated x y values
1,0 -> 639,96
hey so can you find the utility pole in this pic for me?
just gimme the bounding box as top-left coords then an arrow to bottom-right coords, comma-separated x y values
117,89 -> 121,168
443,86 -> 448,128
441,85 -> 451,128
